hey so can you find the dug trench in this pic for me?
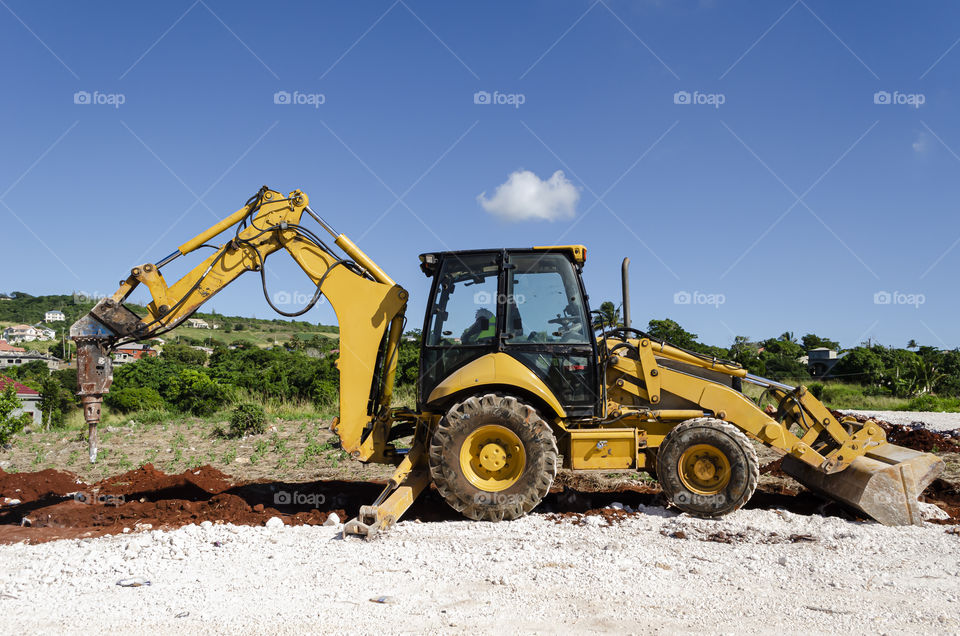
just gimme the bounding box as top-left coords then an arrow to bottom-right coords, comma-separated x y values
1,421 -> 958,545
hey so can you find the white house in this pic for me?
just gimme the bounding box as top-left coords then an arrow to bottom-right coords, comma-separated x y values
44,310 -> 65,323
34,325 -> 56,340
2,325 -> 42,343
186,318 -> 210,329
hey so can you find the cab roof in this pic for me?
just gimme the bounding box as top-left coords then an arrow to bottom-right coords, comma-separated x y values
418,245 -> 587,277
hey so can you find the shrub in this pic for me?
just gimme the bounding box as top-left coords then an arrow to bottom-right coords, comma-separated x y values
819,383 -> 867,407
862,384 -> 893,397
166,369 -> 228,416
104,387 -> 165,414
0,385 -> 31,444
900,395 -> 960,413
161,343 -> 208,366
807,382 -> 824,399
229,403 -> 267,437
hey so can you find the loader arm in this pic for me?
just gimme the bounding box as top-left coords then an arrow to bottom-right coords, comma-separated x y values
71,187 -> 408,464
602,331 -> 943,525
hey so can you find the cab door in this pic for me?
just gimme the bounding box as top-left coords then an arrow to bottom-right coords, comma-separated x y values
501,252 -> 598,417
418,252 -> 502,408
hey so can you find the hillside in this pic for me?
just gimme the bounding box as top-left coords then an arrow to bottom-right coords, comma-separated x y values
0,292 -> 338,352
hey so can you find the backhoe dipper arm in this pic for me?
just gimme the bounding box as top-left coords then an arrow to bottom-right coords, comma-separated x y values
71,187 -> 408,464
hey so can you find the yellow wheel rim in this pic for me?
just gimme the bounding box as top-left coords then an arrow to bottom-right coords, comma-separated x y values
459,425 -> 526,492
678,444 -> 731,495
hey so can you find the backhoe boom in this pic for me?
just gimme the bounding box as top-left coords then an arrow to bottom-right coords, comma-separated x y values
71,187 -> 408,464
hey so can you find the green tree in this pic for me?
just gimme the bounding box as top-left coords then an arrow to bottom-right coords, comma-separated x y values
112,357 -> 184,395
0,385 -> 31,444
831,347 -> 885,384
754,334 -> 808,381
729,336 -> 764,374
801,333 -> 840,352
166,369 -> 228,416
646,318 -> 699,350
395,330 -> 421,387
104,387 -> 165,413
287,333 -> 303,351
592,301 -> 622,330
38,376 -> 69,429
161,343 -> 207,366
5,360 -> 50,388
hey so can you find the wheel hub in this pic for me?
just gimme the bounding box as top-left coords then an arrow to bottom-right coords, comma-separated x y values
693,458 -> 716,481
479,443 -> 507,471
459,424 -> 526,492
678,443 -> 731,495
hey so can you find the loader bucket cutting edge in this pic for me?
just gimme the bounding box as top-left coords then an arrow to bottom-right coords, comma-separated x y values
781,443 -> 944,526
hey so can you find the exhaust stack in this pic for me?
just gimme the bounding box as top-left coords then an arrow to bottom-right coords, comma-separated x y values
621,257 -> 630,328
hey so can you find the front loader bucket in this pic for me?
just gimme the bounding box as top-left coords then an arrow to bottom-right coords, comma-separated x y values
782,443 -> 944,526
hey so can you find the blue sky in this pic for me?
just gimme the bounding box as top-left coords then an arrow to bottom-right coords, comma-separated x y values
1,0 -> 959,349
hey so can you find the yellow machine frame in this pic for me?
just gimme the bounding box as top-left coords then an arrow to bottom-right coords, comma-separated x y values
70,186 -> 942,537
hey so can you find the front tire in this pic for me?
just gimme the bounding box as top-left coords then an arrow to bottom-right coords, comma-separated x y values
656,417 -> 758,517
428,393 -> 558,521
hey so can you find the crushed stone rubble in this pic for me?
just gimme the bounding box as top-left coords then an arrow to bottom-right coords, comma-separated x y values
0,505 -> 957,634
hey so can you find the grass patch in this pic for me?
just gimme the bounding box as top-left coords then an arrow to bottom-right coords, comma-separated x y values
899,395 -> 960,412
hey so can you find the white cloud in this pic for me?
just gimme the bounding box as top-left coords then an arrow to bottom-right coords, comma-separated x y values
478,170 -> 580,222
913,131 -> 930,154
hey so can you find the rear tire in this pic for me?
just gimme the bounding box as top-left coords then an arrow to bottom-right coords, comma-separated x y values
429,393 -> 558,521
656,417 -> 758,517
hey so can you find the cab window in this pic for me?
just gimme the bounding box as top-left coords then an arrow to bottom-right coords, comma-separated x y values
426,254 -> 499,346
504,254 -> 589,344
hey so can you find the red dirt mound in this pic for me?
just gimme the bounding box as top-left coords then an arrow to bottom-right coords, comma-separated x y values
97,463 -> 234,498
833,410 -> 960,453
0,462 -> 957,544
0,468 -> 86,503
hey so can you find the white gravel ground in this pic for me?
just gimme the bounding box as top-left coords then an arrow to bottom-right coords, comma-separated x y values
1,507 -> 958,635
843,410 -> 960,432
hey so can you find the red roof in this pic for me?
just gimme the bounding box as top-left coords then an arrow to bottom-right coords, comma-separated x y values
0,340 -> 25,352
0,376 -> 39,396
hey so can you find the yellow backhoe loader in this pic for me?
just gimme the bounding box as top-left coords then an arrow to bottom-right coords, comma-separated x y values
71,187 -> 943,537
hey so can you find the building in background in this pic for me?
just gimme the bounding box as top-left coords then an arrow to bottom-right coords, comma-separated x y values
2,324 -> 43,343
0,351 -> 62,371
0,340 -> 25,353
112,343 -> 158,365
44,310 -> 65,323
804,348 -> 844,379
0,375 -> 40,426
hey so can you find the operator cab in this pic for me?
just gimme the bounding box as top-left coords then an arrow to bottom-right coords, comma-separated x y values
418,246 -> 598,417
